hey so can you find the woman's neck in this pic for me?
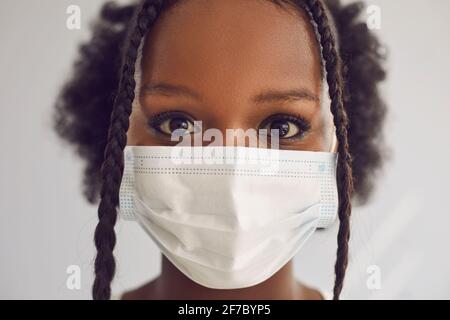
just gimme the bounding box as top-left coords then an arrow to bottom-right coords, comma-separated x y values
151,255 -> 313,300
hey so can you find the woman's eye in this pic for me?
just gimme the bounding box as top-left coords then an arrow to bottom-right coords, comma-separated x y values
148,112 -> 196,136
260,114 -> 311,139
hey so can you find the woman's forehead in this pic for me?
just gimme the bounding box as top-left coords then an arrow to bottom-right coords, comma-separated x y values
139,0 -> 322,96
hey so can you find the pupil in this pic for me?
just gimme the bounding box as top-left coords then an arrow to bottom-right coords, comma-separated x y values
270,120 -> 289,137
169,118 -> 189,132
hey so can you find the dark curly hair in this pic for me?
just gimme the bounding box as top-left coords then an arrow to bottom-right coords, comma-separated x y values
54,0 -> 387,300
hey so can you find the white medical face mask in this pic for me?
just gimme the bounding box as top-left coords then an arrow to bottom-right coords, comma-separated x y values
118,146 -> 338,289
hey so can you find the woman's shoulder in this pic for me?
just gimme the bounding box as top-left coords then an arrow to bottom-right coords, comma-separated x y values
317,288 -> 333,300
113,278 -> 160,300
297,281 -> 332,300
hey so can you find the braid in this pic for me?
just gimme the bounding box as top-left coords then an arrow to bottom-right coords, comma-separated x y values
92,0 -> 165,300
300,0 -> 354,300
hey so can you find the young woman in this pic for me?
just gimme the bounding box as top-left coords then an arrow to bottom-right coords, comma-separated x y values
54,0 -> 386,300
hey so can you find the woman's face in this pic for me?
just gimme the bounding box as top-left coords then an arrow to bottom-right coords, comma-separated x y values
127,0 -> 332,151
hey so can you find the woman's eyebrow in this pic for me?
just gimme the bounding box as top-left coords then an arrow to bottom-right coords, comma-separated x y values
140,82 -> 319,104
140,82 -> 203,101
252,88 -> 319,104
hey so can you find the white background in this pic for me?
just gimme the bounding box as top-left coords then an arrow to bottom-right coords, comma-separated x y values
0,0 -> 449,299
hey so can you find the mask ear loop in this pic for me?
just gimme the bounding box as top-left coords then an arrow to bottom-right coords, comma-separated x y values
321,72 -> 338,153
330,132 -> 338,153
330,126 -> 338,153
132,40 -> 144,111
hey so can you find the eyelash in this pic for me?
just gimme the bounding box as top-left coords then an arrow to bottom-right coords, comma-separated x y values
147,111 -> 311,140
147,110 -> 195,135
259,113 -> 311,140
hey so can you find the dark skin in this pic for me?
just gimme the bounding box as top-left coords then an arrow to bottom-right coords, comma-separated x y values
124,0 -> 335,300
122,256 -> 323,299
